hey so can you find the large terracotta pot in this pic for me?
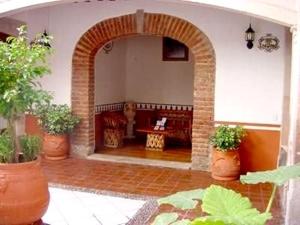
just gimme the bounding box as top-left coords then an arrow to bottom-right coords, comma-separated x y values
0,159 -> 49,225
25,114 -> 43,138
43,133 -> 70,160
211,149 -> 241,181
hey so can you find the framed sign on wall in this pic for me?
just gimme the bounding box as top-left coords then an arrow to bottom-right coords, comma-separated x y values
162,37 -> 189,61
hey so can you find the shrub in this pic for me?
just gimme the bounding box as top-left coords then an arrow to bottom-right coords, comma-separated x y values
209,125 -> 246,151
0,25 -> 52,163
20,135 -> 41,162
36,104 -> 80,135
0,132 -> 13,163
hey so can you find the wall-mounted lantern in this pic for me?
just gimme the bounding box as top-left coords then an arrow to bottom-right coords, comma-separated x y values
31,30 -> 51,48
245,24 -> 255,49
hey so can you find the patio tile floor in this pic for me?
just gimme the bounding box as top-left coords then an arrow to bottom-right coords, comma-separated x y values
41,157 -> 283,224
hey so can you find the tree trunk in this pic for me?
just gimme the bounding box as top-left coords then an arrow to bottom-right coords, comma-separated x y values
7,118 -> 21,163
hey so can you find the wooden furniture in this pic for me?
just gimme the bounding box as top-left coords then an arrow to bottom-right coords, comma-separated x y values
136,127 -> 174,151
157,110 -> 192,145
103,112 -> 127,148
135,109 -> 192,146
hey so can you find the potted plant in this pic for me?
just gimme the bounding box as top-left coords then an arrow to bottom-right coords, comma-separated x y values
209,125 -> 246,180
0,26 -> 52,225
36,104 -> 80,160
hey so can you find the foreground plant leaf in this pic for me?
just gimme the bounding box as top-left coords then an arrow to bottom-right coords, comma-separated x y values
151,213 -> 179,225
202,185 -> 272,225
240,164 -> 300,186
158,189 -> 204,210
191,218 -> 228,225
171,219 -> 192,225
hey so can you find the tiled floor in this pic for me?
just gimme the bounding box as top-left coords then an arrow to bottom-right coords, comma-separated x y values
43,187 -> 145,225
41,157 -> 283,224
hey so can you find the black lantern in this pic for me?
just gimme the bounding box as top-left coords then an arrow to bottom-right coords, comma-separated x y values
31,30 -> 51,48
245,24 -> 255,49
40,30 -> 51,48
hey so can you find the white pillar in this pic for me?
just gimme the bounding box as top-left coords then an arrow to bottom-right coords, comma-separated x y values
285,21 -> 300,225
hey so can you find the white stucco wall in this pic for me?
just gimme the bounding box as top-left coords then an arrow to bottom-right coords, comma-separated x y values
8,0 -> 290,125
0,117 -> 6,130
0,0 -> 296,26
95,36 -> 194,106
95,40 -> 126,105
125,36 -> 194,105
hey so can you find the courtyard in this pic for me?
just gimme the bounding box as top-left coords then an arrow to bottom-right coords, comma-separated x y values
0,0 -> 300,224
40,157 -> 283,225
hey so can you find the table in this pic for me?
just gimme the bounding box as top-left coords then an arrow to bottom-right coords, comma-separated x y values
136,127 -> 174,151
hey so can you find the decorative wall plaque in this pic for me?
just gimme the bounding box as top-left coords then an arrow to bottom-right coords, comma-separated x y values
103,41 -> 113,54
258,33 -> 280,52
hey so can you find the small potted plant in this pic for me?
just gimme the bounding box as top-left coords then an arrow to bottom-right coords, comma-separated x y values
209,125 -> 246,180
0,26 -> 51,225
36,104 -> 80,160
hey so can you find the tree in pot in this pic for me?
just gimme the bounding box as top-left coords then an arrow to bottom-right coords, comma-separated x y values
209,125 -> 246,181
0,26 -> 52,225
36,104 -> 80,160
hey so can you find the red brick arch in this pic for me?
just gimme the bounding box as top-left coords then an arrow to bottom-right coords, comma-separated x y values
72,12 -> 215,170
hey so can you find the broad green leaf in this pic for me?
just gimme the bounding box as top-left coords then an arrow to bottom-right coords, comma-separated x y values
158,189 -> 204,210
151,213 -> 179,225
171,219 -> 191,225
240,164 -> 300,186
191,218 -> 227,225
202,185 -> 272,225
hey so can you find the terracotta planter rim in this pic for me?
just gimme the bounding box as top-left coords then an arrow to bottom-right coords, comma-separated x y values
214,148 -> 238,152
0,157 -> 40,169
44,132 -> 69,137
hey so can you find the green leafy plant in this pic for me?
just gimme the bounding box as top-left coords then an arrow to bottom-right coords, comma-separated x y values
152,213 -> 179,225
209,125 -> 246,151
152,164 -> 300,225
36,104 -> 80,135
20,135 -> 41,162
190,219 -> 226,225
0,132 -> 13,163
202,185 -> 271,225
240,164 -> 300,213
158,189 -> 205,210
0,26 -> 52,163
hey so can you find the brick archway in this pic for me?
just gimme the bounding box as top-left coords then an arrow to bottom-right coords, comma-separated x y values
72,12 -> 215,170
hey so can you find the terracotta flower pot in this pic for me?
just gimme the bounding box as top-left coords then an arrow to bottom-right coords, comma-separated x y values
43,133 -> 70,160
211,148 -> 241,181
25,114 -> 43,138
0,159 -> 49,225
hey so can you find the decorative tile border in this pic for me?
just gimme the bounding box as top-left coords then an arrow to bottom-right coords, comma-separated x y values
136,103 -> 193,111
95,102 -> 125,114
48,182 -> 155,201
126,200 -> 158,225
95,102 -> 193,114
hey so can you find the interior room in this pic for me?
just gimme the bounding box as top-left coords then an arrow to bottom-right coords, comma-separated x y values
94,35 -> 194,163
